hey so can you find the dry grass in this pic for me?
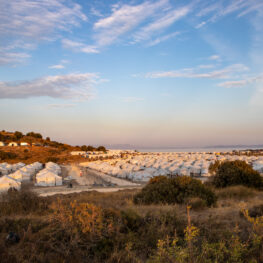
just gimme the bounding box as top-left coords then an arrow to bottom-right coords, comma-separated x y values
1,186 -> 263,262
0,146 -> 89,164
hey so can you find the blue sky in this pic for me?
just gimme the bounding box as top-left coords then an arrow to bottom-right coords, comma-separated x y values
0,0 -> 263,147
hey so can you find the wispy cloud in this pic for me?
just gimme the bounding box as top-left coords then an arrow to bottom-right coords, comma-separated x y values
0,51 -> 30,65
49,59 -> 70,70
218,74 -> 263,88
133,6 -> 190,44
62,39 -> 99,54
49,64 -> 65,69
209,55 -> 220,61
0,0 -> 87,65
147,32 -> 181,46
93,0 -> 170,46
196,0 -> 263,27
0,73 -> 104,100
146,64 -> 249,79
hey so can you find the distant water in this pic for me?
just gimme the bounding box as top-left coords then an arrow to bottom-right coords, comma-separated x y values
135,146 -> 263,153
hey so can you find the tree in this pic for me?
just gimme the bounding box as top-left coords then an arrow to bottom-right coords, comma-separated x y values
46,137 -> 50,142
97,146 -> 106,152
211,160 -> 263,189
14,131 -> 23,140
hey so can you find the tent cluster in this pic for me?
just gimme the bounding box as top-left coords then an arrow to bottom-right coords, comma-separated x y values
83,152 -> 263,182
0,162 -> 25,176
8,162 -> 43,182
0,162 -> 43,192
35,162 -> 62,187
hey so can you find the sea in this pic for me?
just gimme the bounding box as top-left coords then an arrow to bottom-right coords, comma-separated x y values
132,146 -> 263,153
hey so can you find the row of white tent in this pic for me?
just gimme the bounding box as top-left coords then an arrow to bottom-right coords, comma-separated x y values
0,162 -> 43,192
35,162 -> 62,187
83,153 -> 263,182
0,162 -> 25,176
0,162 -> 63,192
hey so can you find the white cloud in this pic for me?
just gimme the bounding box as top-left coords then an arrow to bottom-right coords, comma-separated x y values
209,55 -> 220,61
0,0 -> 87,40
93,0 -> 170,46
196,0 -> 263,27
133,6 -> 190,43
0,0 -> 87,65
147,32 -> 181,46
218,74 -> 263,88
62,39 -> 99,54
146,64 -> 249,79
49,59 -> 70,69
0,51 -> 30,65
49,64 -> 65,69
0,73 -> 103,100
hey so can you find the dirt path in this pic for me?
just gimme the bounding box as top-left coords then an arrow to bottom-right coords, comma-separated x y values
67,164 -> 107,186
32,164 -> 141,197
33,185 -> 140,197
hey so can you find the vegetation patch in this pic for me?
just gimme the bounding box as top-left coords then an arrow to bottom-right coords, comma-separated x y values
211,160 -> 263,189
133,176 -> 217,207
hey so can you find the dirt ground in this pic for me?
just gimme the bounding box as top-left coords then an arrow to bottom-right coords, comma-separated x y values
32,164 -> 141,197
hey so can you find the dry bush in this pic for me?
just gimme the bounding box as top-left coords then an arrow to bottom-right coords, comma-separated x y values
0,189 -> 50,216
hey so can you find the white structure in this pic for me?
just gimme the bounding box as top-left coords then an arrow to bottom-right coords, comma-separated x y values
20,142 -> 29,146
35,171 -> 62,186
8,142 -> 18,147
0,141 -> 6,146
0,176 -> 21,192
81,151 -> 263,182
9,170 -> 31,182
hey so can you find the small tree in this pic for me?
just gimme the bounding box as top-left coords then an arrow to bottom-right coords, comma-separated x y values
97,146 -> 106,152
14,131 -> 23,140
211,160 -> 263,189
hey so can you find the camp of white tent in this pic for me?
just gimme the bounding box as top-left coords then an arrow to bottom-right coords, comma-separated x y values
81,152 -> 263,182
0,161 -> 63,192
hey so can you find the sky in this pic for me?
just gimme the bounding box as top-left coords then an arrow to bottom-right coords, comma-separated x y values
0,0 -> 263,148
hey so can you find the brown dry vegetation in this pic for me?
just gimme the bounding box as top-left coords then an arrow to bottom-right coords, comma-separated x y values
0,146 -> 89,164
0,186 -> 263,262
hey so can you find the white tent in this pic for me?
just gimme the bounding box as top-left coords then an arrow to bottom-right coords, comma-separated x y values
0,176 -> 21,192
8,170 -> 31,182
35,171 -> 62,187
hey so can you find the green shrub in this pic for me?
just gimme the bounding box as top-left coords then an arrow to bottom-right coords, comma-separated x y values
211,160 -> 263,189
133,176 -> 216,207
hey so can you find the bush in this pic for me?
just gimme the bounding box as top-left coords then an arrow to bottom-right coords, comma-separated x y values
133,176 -> 216,207
211,160 -> 263,189
0,189 -> 50,216
0,150 -> 18,160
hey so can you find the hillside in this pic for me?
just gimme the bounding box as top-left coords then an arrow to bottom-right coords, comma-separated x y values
0,130 -> 106,164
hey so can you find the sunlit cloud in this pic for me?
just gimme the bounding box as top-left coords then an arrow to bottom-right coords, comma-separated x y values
0,0 -> 87,65
145,64 -> 249,79
0,73 -> 104,100
61,39 -> 99,54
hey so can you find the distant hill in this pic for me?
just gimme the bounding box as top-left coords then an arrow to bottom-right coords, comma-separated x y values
0,130 -> 106,152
